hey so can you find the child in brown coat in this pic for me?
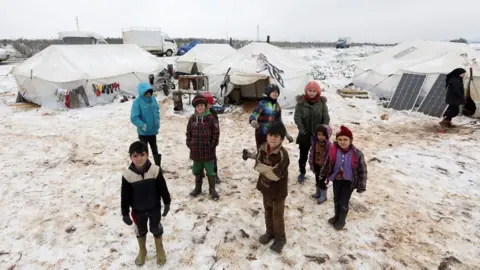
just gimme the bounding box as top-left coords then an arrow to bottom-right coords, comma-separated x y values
250,121 -> 290,253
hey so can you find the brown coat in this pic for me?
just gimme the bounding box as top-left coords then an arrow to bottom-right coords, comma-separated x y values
254,143 -> 290,198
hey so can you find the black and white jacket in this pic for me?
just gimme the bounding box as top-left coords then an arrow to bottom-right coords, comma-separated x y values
121,160 -> 171,216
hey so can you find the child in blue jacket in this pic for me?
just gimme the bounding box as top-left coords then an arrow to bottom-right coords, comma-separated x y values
130,82 -> 162,167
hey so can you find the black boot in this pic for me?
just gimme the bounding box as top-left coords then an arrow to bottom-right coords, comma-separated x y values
311,187 -> 321,199
189,175 -> 203,197
328,203 -> 340,225
270,236 -> 286,253
207,176 -> 219,200
333,207 -> 348,230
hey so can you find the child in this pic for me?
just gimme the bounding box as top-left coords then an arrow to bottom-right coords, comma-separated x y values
308,124 -> 332,204
186,95 -> 220,200
320,125 -> 367,230
130,82 -> 162,167
243,84 -> 293,160
252,121 -> 290,253
294,81 -> 330,184
121,141 -> 171,266
202,92 -> 221,184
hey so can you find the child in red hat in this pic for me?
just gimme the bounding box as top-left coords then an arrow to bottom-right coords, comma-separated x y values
320,125 -> 368,230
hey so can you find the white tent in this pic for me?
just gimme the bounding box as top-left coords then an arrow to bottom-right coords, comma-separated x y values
353,40 -> 480,117
202,42 -> 312,108
11,44 -> 168,109
176,44 -> 236,74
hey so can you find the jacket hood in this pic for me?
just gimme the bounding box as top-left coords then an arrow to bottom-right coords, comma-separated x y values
296,94 -> 327,104
137,82 -> 153,97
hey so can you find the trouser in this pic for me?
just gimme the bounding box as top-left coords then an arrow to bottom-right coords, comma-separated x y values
263,195 -> 286,240
443,105 -> 460,121
255,132 -> 267,150
192,160 -> 216,177
333,180 -> 353,213
131,206 -> 163,237
138,135 -> 159,156
298,141 -> 311,175
314,164 -> 327,189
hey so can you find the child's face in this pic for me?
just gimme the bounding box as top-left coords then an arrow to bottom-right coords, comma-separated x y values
267,133 -> 282,149
144,91 -> 152,97
269,90 -> 279,100
306,88 -> 318,98
196,103 -> 206,113
317,132 -> 326,141
337,136 -> 351,149
131,151 -> 148,168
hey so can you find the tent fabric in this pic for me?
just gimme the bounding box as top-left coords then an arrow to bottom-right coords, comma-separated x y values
353,40 -> 480,117
203,42 -> 312,109
11,44 -> 168,109
176,44 -> 236,73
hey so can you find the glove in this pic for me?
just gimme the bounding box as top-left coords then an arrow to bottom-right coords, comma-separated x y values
250,120 -> 259,129
357,189 -> 365,194
141,124 -> 147,132
286,134 -> 294,143
162,204 -> 170,217
122,215 -> 133,226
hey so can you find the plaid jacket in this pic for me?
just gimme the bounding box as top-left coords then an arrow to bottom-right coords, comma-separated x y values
186,110 -> 220,161
249,97 -> 282,136
320,143 -> 368,192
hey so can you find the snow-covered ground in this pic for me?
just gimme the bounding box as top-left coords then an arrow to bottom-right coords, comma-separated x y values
1,47 -> 479,270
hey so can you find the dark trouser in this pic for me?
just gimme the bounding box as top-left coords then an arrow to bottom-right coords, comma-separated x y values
138,135 -> 159,156
314,165 -> 327,189
263,195 -> 286,240
333,180 -> 353,213
298,141 -> 311,175
131,207 -> 163,237
255,132 -> 267,150
443,105 -> 460,121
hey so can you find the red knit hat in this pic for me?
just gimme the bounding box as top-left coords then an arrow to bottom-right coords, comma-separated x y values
203,92 -> 215,105
336,125 -> 353,140
304,81 -> 322,95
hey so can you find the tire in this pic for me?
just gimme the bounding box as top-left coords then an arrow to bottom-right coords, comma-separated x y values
166,50 -> 173,57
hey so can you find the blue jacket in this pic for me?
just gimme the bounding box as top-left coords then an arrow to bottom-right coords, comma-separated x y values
130,83 -> 160,136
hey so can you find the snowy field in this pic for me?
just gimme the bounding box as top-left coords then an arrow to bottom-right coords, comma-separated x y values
0,47 -> 479,270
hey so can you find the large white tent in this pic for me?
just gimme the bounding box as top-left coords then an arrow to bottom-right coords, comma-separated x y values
353,40 -> 480,117
176,44 -> 236,74
202,42 -> 312,109
11,44 -> 168,109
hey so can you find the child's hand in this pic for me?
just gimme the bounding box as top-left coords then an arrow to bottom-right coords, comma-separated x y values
357,189 -> 365,194
250,120 -> 259,129
324,178 -> 329,186
286,134 -> 294,143
141,124 -> 147,132
162,204 -> 170,217
122,215 -> 133,226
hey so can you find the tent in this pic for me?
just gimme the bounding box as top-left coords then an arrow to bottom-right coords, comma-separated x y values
11,44 -> 168,109
353,40 -> 480,117
202,42 -> 312,108
175,44 -> 236,74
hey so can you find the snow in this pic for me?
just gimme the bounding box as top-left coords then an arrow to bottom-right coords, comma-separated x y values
1,47 -> 480,269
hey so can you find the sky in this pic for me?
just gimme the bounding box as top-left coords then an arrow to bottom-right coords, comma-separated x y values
1,0 -> 479,43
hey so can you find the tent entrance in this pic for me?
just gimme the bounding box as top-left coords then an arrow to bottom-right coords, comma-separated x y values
226,78 -> 269,104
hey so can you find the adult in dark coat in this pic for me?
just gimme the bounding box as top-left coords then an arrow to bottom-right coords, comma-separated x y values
440,68 -> 466,128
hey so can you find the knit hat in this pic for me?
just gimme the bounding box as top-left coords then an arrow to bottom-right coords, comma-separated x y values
336,125 -> 353,140
203,92 -> 215,105
267,121 -> 287,139
304,81 -> 322,96
265,83 -> 280,96
192,95 -> 207,107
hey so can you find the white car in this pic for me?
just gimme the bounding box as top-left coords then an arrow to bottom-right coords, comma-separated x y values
0,48 -> 9,62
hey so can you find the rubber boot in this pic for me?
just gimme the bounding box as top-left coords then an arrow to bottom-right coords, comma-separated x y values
189,175 -> 202,197
317,189 -> 327,204
311,187 -> 321,199
328,204 -> 340,225
297,174 -> 305,184
135,236 -> 147,266
154,235 -> 166,265
258,232 -> 274,245
333,207 -> 348,230
270,237 -> 286,253
207,176 -> 219,200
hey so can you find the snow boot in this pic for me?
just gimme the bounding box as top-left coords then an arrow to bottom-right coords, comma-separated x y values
207,176 -> 219,200
189,175 -> 203,197
258,232 -> 274,245
270,237 -> 286,253
154,235 -> 166,265
317,189 -> 327,204
297,174 -> 305,184
135,236 -> 147,266
311,187 -> 321,199
328,204 -> 340,225
333,207 -> 348,230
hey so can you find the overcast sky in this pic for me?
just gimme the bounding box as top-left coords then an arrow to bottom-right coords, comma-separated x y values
1,0 -> 479,43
